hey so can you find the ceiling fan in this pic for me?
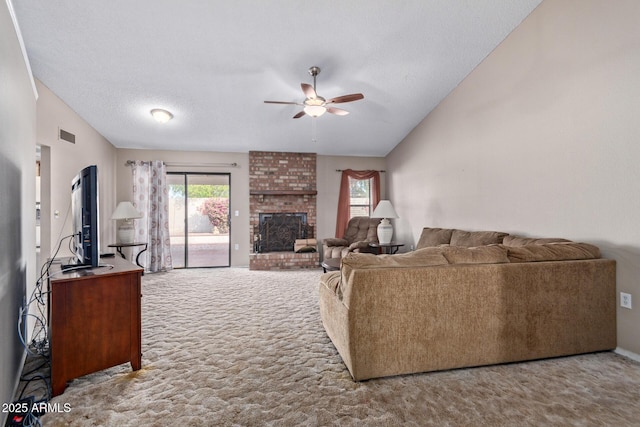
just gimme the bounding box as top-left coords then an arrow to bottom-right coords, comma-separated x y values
264,66 -> 364,119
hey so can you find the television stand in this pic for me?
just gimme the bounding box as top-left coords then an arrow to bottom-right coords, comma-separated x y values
59,257 -> 94,272
49,256 -> 143,396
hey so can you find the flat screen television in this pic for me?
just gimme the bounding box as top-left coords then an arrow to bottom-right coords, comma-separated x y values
64,165 -> 100,269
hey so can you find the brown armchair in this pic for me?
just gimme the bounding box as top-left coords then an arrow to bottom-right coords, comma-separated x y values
322,216 -> 381,261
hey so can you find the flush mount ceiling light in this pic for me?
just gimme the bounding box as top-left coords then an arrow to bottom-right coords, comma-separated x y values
150,108 -> 173,123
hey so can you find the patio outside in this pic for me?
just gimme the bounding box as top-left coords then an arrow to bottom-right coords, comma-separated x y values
168,178 -> 230,268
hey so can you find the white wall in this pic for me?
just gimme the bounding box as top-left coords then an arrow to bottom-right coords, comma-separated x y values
35,80 -> 118,263
387,0 -> 640,354
0,0 -> 37,417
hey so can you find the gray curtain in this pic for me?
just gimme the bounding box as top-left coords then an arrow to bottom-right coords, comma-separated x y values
131,160 -> 172,272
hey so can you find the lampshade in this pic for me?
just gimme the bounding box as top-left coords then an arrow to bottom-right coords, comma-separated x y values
371,200 -> 399,219
111,202 -> 142,220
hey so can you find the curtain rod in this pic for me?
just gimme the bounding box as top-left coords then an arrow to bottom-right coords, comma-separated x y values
335,169 -> 385,172
125,160 -> 238,167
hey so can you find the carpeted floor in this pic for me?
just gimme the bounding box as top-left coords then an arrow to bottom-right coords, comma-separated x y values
41,267 -> 640,426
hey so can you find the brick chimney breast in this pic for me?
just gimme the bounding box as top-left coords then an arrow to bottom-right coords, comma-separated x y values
249,151 -> 318,270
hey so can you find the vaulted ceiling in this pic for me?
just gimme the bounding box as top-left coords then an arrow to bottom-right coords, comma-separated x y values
12,0 -> 541,156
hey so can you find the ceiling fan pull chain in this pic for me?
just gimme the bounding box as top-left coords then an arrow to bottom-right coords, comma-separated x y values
311,117 -> 318,143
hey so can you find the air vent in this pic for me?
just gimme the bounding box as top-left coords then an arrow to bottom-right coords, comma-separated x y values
59,128 -> 76,144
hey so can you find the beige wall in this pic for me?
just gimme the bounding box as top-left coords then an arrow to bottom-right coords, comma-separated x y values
316,155 -> 387,240
0,0 -> 37,415
35,80 -> 118,261
115,150 -> 385,266
386,0 -> 640,355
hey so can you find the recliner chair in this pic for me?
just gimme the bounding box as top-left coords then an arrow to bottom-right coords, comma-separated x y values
322,216 -> 381,262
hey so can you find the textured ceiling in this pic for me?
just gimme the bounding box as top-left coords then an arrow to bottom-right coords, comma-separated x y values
12,0 -> 541,156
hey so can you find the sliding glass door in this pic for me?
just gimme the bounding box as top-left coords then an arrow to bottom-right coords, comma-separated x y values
167,173 -> 230,268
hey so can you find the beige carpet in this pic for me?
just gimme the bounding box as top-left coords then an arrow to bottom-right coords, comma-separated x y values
42,268 -> 640,426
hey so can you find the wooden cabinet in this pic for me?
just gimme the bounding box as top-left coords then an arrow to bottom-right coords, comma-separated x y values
49,256 -> 142,396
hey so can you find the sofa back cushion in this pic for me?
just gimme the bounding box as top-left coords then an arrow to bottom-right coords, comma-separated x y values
450,229 -> 509,247
416,228 -> 454,249
341,248 -> 449,270
503,235 -> 572,247
440,245 -> 510,265
506,242 -> 601,262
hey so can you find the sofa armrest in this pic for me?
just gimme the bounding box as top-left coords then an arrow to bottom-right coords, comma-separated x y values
348,241 -> 372,252
324,238 -> 349,247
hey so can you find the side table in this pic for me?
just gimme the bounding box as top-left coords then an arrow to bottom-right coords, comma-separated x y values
108,242 -> 148,269
321,258 -> 341,273
368,242 -> 404,255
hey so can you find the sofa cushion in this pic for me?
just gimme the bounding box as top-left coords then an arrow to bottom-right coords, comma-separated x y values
416,228 -> 454,249
441,245 -> 510,265
506,242 -> 601,263
341,248 -> 449,270
450,229 -> 508,247
343,216 -> 379,243
503,235 -> 572,247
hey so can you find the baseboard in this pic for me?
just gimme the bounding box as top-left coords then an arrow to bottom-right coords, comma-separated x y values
614,347 -> 640,363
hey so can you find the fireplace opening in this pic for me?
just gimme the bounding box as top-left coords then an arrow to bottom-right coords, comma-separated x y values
256,213 -> 312,253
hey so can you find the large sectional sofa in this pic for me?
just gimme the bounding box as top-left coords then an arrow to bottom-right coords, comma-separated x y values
319,227 -> 616,381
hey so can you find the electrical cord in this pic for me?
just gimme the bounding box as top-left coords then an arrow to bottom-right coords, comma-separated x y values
17,374 -> 50,401
11,200 -> 74,426
19,234 -> 75,357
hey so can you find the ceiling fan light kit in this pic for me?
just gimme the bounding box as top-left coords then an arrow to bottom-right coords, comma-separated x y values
303,98 -> 327,117
265,66 -> 363,119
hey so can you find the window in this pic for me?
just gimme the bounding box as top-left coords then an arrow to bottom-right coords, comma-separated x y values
348,177 -> 372,218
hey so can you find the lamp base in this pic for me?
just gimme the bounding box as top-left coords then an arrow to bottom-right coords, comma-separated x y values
377,219 -> 393,245
117,222 -> 135,244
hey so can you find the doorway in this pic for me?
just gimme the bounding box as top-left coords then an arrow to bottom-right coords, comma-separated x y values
167,172 -> 231,268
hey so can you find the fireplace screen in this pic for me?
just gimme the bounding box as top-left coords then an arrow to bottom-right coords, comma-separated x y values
256,213 -> 311,253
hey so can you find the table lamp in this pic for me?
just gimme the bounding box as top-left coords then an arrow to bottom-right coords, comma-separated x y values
371,200 -> 399,245
111,201 -> 142,243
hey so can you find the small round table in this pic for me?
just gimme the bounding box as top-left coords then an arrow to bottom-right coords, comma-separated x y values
321,258 -> 341,273
107,242 -> 148,269
368,242 -> 404,255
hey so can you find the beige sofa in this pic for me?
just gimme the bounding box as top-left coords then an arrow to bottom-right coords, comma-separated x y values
319,227 -> 617,381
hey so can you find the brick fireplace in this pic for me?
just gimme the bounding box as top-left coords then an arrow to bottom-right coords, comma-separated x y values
249,151 -> 319,270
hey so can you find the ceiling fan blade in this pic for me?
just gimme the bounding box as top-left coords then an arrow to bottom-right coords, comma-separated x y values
301,83 -> 317,99
264,100 -> 301,105
327,107 -> 349,116
293,111 -> 306,119
325,93 -> 364,104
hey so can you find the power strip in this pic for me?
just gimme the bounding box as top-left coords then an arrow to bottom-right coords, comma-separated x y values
4,397 -> 34,427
